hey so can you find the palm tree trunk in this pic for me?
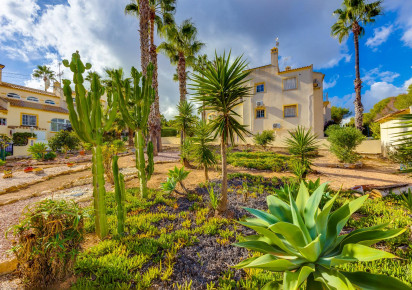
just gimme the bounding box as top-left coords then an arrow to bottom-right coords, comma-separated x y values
148,13 -> 161,155
217,137 -> 228,213
204,165 -> 209,181
139,0 -> 150,76
353,22 -> 363,131
128,127 -> 134,147
43,76 -> 47,91
178,52 -> 187,103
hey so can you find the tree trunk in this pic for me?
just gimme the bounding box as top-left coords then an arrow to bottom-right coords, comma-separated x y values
136,130 -> 148,198
128,127 -> 134,147
204,165 -> 209,181
217,138 -> 228,213
43,76 -> 47,91
177,53 -> 187,103
352,22 -> 363,131
148,14 -> 161,155
139,0 -> 150,76
93,145 -> 108,239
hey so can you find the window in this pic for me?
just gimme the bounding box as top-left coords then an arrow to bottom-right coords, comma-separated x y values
22,114 -> 37,126
45,100 -> 56,105
51,118 -> 71,132
284,105 -> 298,118
7,93 -> 20,99
0,118 -> 6,126
256,109 -> 265,119
283,77 -> 297,90
27,96 -> 39,102
256,83 -> 265,93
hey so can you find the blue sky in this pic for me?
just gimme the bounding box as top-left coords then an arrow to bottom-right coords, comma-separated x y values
1,0 -> 411,119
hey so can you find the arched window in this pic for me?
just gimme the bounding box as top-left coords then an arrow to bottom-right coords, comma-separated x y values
27,96 -> 39,102
45,100 -> 56,105
7,93 -> 20,99
51,118 -> 71,132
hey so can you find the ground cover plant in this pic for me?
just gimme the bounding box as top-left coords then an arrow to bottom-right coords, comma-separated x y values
227,151 -> 290,172
71,174 -> 412,289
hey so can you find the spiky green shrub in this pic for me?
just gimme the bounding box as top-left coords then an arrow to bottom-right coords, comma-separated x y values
191,121 -> 216,181
326,125 -> 365,163
400,189 -> 412,213
234,182 -> 408,289
161,166 -> 190,195
253,130 -> 275,149
284,126 -> 319,179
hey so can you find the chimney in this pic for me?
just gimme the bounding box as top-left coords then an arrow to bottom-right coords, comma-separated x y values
0,64 -> 4,83
270,47 -> 278,71
285,66 -> 291,71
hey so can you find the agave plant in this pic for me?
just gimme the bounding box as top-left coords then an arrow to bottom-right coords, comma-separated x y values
160,166 -> 190,195
400,189 -> 412,213
234,182 -> 409,289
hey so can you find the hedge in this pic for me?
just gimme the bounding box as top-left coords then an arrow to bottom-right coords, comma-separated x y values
161,127 -> 178,137
12,132 -> 37,146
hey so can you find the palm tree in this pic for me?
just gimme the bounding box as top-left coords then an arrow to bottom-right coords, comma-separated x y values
158,19 -> 204,103
191,52 -> 252,213
32,65 -> 56,91
174,100 -> 196,167
125,0 -> 175,155
331,0 -> 383,131
192,121 -> 216,181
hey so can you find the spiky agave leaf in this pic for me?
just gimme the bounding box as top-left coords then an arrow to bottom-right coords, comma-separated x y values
234,182 -> 409,290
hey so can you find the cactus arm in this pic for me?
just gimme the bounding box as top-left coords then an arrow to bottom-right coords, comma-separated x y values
136,129 -> 148,198
146,141 -> 154,181
112,155 -> 125,235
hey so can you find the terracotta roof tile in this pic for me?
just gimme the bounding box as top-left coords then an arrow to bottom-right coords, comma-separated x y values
278,65 -> 313,74
0,82 -> 56,96
0,97 -> 69,114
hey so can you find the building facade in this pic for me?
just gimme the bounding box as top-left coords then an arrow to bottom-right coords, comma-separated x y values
0,64 -> 70,144
207,47 -> 331,143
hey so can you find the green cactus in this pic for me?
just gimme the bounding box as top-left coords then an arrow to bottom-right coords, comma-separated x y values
113,64 -> 155,198
62,51 -> 117,239
112,155 -> 126,235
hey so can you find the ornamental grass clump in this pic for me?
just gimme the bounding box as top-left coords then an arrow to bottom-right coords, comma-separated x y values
234,182 -> 409,289
7,199 -> 84,289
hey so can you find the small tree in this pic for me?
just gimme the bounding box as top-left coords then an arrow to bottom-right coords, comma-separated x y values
284,126 -> 319,179
191,121 -> 216,181
174,100 -> 196,167
191,51 -> 252,213
28,142 -> 48,160
253,130 -> 275,150
326,125 -> 365,163
0,134 -> 11,161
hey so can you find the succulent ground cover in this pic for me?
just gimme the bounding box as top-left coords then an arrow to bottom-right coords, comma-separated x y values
73,174 -> 412,289
227,151 -> 291,172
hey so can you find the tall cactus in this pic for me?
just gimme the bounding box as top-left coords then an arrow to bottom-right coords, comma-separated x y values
113,64 -> 155,198
62,52 -> 117,239
112,155 -> 126,235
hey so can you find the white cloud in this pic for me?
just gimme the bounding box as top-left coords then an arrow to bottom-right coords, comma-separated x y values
323,75 -> 339,90
329,93 -> 355,110
384,1 -> 412,48
366,25 -> 393,49
362,67 -> 400,86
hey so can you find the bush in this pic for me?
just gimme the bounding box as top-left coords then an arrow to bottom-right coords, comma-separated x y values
28,142 -> 48,160
7,199 -> 84,288
227,151 -> 289,172
44,151 -> 57,161
161,127 -> 178,137
253,130 -> 275,149
387,143 -> 412,169
48,130 -> 81,152
12,132 -> 36,146
369,122 -> 381,139
326,125 -> 365,163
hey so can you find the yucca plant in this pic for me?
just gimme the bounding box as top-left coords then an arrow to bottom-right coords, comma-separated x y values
284,126 -> 319,179
234,182 -> 409,289
400,188 -> 412,213
191,121 -> 217,181
161,166 -> 190,195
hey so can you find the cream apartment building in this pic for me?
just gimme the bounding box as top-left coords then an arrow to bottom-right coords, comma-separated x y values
207,47 -> 331,144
